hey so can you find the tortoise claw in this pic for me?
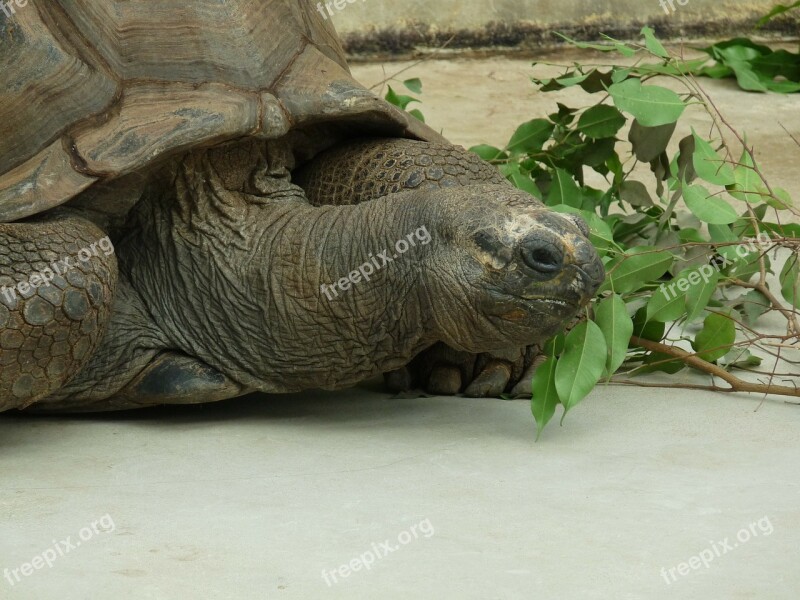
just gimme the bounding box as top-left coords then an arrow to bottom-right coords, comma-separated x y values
384,366 -> 413,393
426,365 -> 463,396
463,360 -> 513,397
390,342 -> 545,398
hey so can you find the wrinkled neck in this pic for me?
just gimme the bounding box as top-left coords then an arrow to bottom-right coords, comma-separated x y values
121,150 -> 440,392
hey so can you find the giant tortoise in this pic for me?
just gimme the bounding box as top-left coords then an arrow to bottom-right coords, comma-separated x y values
0,0 -> 604,412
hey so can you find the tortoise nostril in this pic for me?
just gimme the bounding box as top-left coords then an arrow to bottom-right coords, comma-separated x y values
522,239 -> 564,274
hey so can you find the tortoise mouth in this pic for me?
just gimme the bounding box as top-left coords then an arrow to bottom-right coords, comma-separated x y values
482,260 -> 604,333
491,294 -> 581,322
528,297 -> 575,312
495,261 -> 602,305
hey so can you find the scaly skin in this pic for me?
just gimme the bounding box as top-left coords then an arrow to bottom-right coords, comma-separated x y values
295,138 -> 597,397
294,138 -> 508,206
0,213 -> 117,410
110,143 -> 601,399
1,138 -> 602,411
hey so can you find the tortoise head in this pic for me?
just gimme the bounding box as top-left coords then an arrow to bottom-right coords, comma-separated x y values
419,184 -> 604,352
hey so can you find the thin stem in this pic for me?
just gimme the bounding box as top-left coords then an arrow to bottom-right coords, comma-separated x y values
628,336 -> 800,399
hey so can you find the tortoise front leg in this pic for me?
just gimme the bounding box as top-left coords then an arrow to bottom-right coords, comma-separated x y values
0,213 -> 117,411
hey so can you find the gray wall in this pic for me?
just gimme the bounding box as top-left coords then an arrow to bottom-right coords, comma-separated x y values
325,0 -> 798,55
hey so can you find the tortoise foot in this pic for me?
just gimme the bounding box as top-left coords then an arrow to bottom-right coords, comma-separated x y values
386,343 -> 545,399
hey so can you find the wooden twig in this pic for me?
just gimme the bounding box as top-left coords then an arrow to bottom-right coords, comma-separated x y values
368,34 -> 456,92
730,277 -> 800,335
628,335 -> 800,399
779,122 -> 800,149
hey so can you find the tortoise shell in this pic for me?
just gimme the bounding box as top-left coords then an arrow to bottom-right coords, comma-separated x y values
0,0 -> 441,222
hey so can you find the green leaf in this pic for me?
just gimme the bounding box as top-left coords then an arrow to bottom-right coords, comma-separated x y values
408,109 -> 425,123
544,333 -> 566,356
684,266 -> 720,323
546,168 -> 582,208
403,78 -> 423,93
501,162 -> 542,198
609,79 -> 686,127
469,144 -> 508,162
763,78 -> 800,93
506,119 -> 555,155
550,205 -> 616,256
612,68 -> 633,83
641,26 -> 669,58
631,58 -> 711,76
628,120 -> 676,163
709,223 -> 742,261
737,289 -> 771,325
677,135 -> 697,184
727,63 -> 770,93
731,204 -> 769,237
595,294 -> 634,376
580,137 -> 617,168
385,86 -> 419,110
751,50 -> 800,81
679,228 -> 706,244
531,357 -> 560,440
634,348 -> 686,375
682,183 -> 738,224
550,73 -> 591,88
631,307 -> 666,343
761,222 -> 800,239
727,247 -> 763,282
553,32 -> 634,56
549,102 -> 578,124
719,348 -> 762,368
757,1 -> 800,27
578,69 -> 616,93
555,320 -> 607,418
691,131 -> 735,185
766,187 -> 793,211
647,282 -> 688,322
708,38 -> 772,60
707,44 -> 773,93
699,63 -> 736,79
692,313 -> 736,362
728,150 -> 767,203
619,180 -> 654,207
602,248 -> 674,294
551,205 -> 616,255
599,34 -> 637,57
779,253 -> 800,308
577,105 -> 626,139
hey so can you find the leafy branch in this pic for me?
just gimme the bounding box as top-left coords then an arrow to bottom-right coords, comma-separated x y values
757,1 -> 800,27
383,77 -> 426,123
622,335 -> 800,399
466,26 -> 799,437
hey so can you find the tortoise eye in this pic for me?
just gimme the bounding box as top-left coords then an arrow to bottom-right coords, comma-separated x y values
474,230 -> 497,254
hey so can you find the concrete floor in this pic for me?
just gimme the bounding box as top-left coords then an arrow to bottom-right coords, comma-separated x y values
1,52 -> 799,599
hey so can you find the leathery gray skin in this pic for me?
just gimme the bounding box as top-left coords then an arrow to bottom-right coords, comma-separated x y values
0,138 -> 603,412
